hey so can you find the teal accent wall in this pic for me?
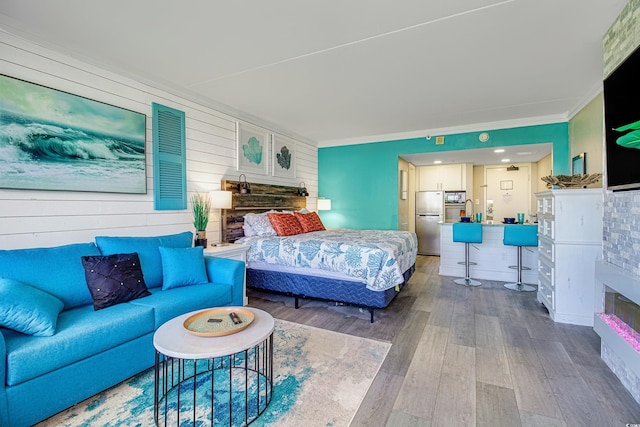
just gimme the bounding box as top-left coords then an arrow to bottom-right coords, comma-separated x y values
318,122 -> 569,230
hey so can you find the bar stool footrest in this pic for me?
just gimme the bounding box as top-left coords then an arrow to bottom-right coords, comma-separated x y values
508,265 -> 531,271
454,278 -> 482,287
504,283 -> 536,292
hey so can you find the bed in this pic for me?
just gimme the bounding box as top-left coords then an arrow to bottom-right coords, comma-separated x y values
221,180 -> 417,322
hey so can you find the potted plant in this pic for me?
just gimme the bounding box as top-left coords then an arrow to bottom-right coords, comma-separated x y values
191,192 -> 211,247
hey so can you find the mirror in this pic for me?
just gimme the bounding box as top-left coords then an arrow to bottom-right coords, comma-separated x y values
572,153 -> 586,175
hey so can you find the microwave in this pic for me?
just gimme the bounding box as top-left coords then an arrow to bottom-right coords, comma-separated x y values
444,191 -> 466,204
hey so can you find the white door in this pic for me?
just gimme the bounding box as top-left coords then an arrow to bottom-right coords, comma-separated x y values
485,166 -> 530,222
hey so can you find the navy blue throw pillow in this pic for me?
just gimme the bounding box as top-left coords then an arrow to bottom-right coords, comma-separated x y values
81,253 -> 151,310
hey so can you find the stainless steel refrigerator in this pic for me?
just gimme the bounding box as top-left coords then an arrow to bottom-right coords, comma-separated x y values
415,191 -> 444,255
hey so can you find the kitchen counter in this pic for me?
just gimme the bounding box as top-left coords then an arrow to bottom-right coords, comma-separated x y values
461,221 -> 536,226
439,223 -> 538,284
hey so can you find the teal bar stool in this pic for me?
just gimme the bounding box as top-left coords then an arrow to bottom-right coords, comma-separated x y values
503,225 -> 538,292
452,222 -> 482,287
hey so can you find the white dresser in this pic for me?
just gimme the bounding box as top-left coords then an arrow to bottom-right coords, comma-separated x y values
536,188 -> 603,326
204,243 -> 250,305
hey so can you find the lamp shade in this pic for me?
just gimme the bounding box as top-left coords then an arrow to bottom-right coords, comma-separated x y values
210,190 -> 232,209
317,198 -> 332,211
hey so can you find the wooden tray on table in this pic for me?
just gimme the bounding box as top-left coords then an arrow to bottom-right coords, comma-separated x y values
183,307 -> 254,337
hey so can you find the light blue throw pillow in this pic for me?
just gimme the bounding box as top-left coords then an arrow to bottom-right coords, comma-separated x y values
95,231 -> 193,289
0,277 -> 64,336
159,246 -> 209,290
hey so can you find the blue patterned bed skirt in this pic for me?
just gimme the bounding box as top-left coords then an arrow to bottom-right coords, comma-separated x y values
246,264 -> 415,322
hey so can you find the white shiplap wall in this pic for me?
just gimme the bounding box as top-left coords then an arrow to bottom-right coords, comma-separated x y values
0,33 -> 318,249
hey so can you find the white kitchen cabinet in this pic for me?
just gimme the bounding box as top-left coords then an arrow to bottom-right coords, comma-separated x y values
536,189 -> 603,326
439,165 -> 463,190
418,164 -> 465,191
418,165 -> 441,190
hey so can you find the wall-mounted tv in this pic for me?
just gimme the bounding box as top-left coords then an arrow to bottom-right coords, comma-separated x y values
604,44 -> 640,191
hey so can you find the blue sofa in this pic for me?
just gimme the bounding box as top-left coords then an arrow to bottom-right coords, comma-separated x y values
0,231 -> 245,427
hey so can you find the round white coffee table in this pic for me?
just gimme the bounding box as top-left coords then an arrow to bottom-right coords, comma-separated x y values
153,307 -> 274,427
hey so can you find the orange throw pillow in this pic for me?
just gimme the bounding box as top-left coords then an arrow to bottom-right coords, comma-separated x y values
267,213 -> 304,236
294,211 -> 326,233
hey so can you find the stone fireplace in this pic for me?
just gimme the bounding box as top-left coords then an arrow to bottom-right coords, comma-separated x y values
594,261 -> 640,404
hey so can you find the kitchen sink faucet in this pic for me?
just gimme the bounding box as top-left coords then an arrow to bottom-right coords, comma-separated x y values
465,199 -> 474,219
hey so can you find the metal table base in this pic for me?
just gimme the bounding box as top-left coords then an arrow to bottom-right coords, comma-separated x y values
154,334 -> 273,427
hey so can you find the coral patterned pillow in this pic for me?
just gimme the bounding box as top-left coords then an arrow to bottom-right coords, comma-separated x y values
267,213 -> 304,236
294,211 -> 326,233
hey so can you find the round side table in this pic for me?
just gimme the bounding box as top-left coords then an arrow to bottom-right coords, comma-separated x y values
153,307 -> 274,426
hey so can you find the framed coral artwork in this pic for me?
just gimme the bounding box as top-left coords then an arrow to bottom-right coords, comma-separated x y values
236,122 -> 269,175
272,134 -> 296,178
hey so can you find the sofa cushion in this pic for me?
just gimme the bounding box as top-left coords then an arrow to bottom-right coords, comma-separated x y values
0,278 -> 64,336
95,231 -> 193,289
0,243 -> 100,309
81,253 -> 151,310
204,257 -> 246,306
129,283 -> 233,328
3,302 -> 155,386
159,246 -> 209,290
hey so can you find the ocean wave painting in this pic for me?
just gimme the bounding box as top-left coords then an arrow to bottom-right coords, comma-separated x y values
0,74 -> 146,193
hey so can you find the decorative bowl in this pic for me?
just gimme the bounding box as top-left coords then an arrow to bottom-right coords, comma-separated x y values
540,173 -> 602,188
460,217 -> 471,222
503,217 -> 516,224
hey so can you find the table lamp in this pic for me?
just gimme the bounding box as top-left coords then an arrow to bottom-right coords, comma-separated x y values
317,198 -> 332,211
210,190 -> 233,246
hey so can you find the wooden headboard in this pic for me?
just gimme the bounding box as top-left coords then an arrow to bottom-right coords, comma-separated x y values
221,180 -> 307,242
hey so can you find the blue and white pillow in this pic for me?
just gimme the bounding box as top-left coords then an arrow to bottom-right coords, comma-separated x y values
243,222 -> 257,237
244,213 -> 277,236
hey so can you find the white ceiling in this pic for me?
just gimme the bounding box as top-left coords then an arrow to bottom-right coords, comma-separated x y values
0,0 -> 629,146
401,142 -> 552,166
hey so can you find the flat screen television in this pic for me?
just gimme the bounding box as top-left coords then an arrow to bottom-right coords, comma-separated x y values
604,44 -> 640,191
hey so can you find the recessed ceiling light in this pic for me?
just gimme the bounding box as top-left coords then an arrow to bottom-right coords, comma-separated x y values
517,151 -> 533,155
433,160 -> 442,164
494,149 -> 505,153
501,158 -> 510,162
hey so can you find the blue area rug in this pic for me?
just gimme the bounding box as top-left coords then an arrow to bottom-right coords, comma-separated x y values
36,319 -> 390,426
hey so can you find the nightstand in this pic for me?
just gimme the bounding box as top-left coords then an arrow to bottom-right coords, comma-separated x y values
204,243 -> 250,305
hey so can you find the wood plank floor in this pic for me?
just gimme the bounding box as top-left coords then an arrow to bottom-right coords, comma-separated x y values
247,255 -> 640,426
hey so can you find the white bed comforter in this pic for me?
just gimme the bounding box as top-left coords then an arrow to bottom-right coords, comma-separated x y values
236,229 -> 418,291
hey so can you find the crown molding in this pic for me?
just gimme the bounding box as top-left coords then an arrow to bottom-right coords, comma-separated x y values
566,82 -> 603,120
317,114 -> 568,148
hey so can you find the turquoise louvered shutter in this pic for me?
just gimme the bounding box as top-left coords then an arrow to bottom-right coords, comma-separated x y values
152,102 -> 187,210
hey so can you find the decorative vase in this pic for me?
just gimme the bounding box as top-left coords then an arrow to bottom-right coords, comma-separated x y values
194,230 -> 207,248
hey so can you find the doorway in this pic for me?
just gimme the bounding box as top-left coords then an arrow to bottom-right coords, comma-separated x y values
485,165 -> 530,222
